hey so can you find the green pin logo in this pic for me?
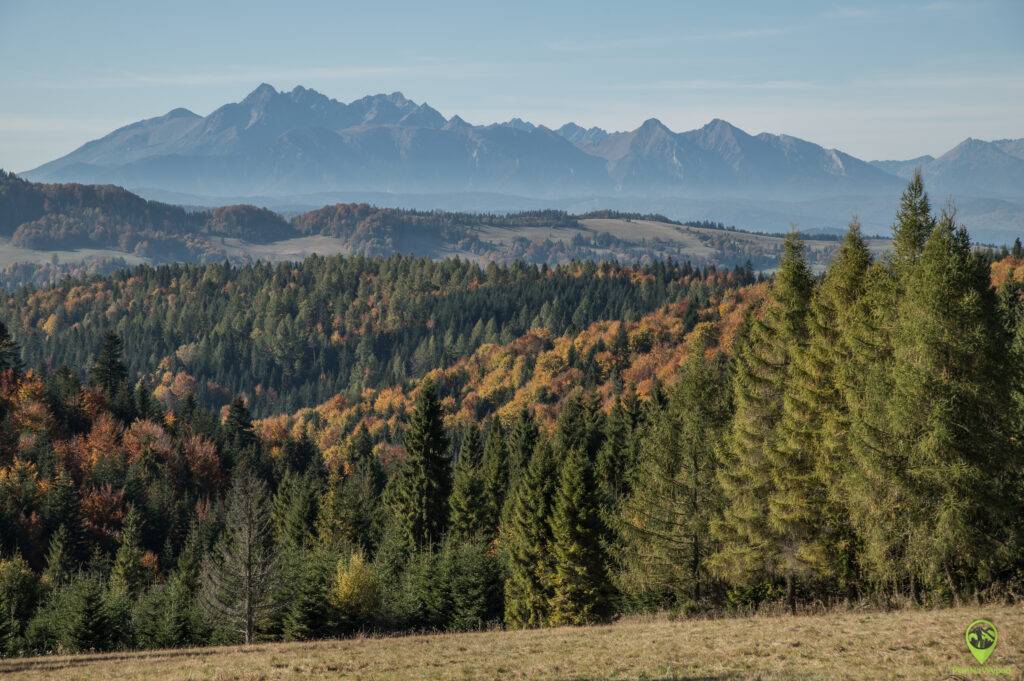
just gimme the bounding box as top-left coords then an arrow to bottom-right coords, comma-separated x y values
965,619 -> 998,665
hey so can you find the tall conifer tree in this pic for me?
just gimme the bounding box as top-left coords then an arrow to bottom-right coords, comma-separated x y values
711,233 -> 813,588
390,378 -> 450,549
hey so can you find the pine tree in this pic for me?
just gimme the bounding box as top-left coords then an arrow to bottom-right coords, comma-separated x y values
766,222 -> 872,608
448,425 -> 489,542
548,446 -> 613,625
89,332 -> 128,397
617,339 -> 730,609
390,378 -> 451,549
711,233 -> 813,590
200,472 -> 279,644
502,439 -> 558,628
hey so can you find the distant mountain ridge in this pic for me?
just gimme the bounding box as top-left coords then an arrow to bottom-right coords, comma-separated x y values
20,84 -> 1023,243
22,83 -> 937,201
870,137 -> 1024,198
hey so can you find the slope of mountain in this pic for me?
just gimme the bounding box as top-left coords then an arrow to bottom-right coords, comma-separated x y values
871,137 -> 1024,198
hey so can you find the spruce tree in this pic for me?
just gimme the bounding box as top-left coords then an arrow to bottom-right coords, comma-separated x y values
89,332 -> 128,397
501,407 -> 539,525
200,471 -> 279,644
448,425 -> 488,541
548,445 -> 613,625
478,419 -> 507,535
390,378 -> 450,549
502,439 -> 558,628
891,169 -> 934,267
711,233 -> 813,589
617,338 -> 730,609
766,222 -> 871,608
885,211 -> 1015,598
282,550 -> 332,641
109,506 -> 147,601
60,573 -> 112,653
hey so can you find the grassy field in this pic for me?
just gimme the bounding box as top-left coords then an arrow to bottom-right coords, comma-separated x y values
0,605 -> 1018,680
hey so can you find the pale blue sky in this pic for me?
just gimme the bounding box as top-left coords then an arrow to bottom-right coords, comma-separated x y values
1,0 -> 1022,171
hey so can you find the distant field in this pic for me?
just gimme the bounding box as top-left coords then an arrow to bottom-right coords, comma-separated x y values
1,605 -> 1018,680
0,240 -> 149,266
218,235 -> 352,262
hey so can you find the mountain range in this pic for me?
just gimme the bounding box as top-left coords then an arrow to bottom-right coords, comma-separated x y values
19,84 -> 1024,243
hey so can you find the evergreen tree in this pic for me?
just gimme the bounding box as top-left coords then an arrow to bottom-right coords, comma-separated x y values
478,419 -> 507,535
272,471 -> 318,550
502,407 -> 538,523
502,439 -> 558,628
884,211 -> 1016,598
282,550 -> 332,641
766,222 -> 872,608
891,169 -> 935,267
0,321 -> 21,373
390,379 -> 451,549
548,446 -> 613,625
711,233 -> 813,590
616,338 -> 730,609
200,471 -> 279,644
448,425 -> 488,542
223,397 -> 257,452
595,392 -> 638,517
89,332 -> 128,397
555,389 -> 605,462
109,506 -> 147,601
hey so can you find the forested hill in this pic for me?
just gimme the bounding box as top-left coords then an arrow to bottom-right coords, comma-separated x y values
1,256 -> 755,416
0,172 -> 893,291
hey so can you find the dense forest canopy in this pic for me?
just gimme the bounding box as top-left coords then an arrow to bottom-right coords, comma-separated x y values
0,174 -> 1022,659
1,255 -> 752,416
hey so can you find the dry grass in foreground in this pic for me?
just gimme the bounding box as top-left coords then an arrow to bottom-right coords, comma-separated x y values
0,605 -> 1020,681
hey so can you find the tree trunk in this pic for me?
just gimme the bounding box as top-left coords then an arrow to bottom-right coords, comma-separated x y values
786,574 -> 796,615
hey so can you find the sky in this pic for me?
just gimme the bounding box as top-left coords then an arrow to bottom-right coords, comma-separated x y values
1,0 -> 1022,172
